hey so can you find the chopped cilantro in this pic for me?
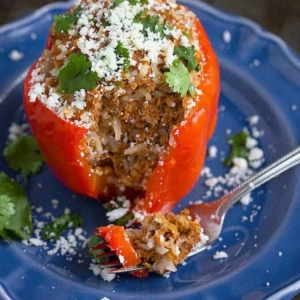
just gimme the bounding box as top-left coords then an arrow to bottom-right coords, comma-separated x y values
54,6 -> 83,33
111,0 -> 125,8
141,15 -> 159,36
174,45 -> 200,71
0,172 -> 32,240
133,9 -> 148,23
114,212 -> 134,226
88,235 -> 110,264
42,212 -> 84,240
112,0 -> 146,8
3,136 -> 44,177
189,84 -> 196,97
56,53 -> 98,94
129,0 -> 147,5
102,20 -> 110,27
224,132 -> 249,166
156,24 -> 172,38
165,59 -> 191,97
103,198 -> 133,226
115,41 -> 130,72
183,31 -> 190,37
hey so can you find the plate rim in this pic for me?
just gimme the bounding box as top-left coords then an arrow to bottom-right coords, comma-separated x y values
0,1 -> 299,300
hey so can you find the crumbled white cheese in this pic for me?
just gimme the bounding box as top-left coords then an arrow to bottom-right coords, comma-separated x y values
240,193 -> 252,206
213,251 -> 228,260
222,31 -> 231,43
247,115 -> 260,126
208,145 -> 218,158
9,49 -> 24,61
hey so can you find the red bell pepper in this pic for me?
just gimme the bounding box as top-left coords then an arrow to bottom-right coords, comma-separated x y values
23,9 -> 219,214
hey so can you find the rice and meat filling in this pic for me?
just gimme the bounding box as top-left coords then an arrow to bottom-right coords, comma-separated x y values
28,0 -> 203,192
126,209 -> 201,274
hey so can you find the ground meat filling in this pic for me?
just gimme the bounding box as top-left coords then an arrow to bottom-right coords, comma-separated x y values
28,0 -> 203,192
126,209 -> 201,274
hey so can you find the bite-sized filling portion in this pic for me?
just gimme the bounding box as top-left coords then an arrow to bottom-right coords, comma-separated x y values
28,0 -> 204,192
96,209 -> 203,275
126,209 -> 202,274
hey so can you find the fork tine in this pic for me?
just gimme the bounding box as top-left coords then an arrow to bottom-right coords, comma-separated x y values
96,250 -> 116,258
102,260 -> 122,268
108,266 -> 147,274
91,243 -> 110,251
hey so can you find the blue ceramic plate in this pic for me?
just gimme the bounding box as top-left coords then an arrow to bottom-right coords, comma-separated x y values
0,1 -> 300,299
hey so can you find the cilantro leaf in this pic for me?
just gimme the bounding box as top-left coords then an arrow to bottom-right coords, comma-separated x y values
0,172 -> 32,240
88,235 -> 110,264
224,132 -> 249,166
133,9 -> 148,23
165,59 -> 191,97
129,0 -> 147,5
174,45 -> 199,71
56,53 -> 98,94
189,84 -> 196,97
156,24 -> 172,38
115,41 -> 130,72
114,212 -> 134,226
42,212 -> 84,240
141,15 -> 159,36
54,6 -> 83,33
102,20 -> 110,27
0,195 -> 15,230
3,136 -> 44,176
111,0 -> 125,8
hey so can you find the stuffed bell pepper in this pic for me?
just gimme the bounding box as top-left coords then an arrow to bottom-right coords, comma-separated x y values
23,0 -> 220,215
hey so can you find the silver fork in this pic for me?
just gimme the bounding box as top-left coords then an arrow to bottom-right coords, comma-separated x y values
94,146 -> 300,274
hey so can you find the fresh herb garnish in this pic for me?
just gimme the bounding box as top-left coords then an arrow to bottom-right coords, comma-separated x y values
112,0 -> 146,8
54,6 -> 83,33
174,45 -> 200,71
102,20 -> 110,27
133,9 -> 148,22
114,212 -> 134,226
103,198 -> 134,226
224,132 -> 249,166
115,41 -> 130,72
189,84 -> 196,98
88,235 -> 110,264
156,24 -> 172,38
0,172 -> 32,240
3,136 -> 44,177
165,59 -> 192,97
129,0 -> 147,5
42,212 -> 84,240
56,53 -> 98,94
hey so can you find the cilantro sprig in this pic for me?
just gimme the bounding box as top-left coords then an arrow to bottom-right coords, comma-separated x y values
224,132 -> 249,166
42,212 -> 84,240
3,136 -> 44,177
165,59 -> 193,97
115,41 -> 130,72
174,46 -> 200,71
56,53 -> 98,94
0,172 -> 32,241
54,6 -> 83,33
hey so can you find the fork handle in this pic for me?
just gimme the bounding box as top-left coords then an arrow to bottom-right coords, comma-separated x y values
217,145 -> 300,219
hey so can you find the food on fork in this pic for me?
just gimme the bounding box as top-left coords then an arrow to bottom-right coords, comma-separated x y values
97,209 -> 205,276
23,0 -> 219,215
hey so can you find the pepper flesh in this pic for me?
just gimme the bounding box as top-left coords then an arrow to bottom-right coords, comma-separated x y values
23,11 -> 219,213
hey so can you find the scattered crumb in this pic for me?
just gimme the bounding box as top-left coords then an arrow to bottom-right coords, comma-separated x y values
291,105 -> 297,111
9,49 -> 24,61
278,251 -> 283,257
222,30 -> 231,43
266,282 -> 270,287
252,59 -> 261,67
208,145 -> 218,158
30,33 -> 37,40
213,251 -> 228,260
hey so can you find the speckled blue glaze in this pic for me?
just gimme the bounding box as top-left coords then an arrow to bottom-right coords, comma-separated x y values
0,1 -> 299,299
